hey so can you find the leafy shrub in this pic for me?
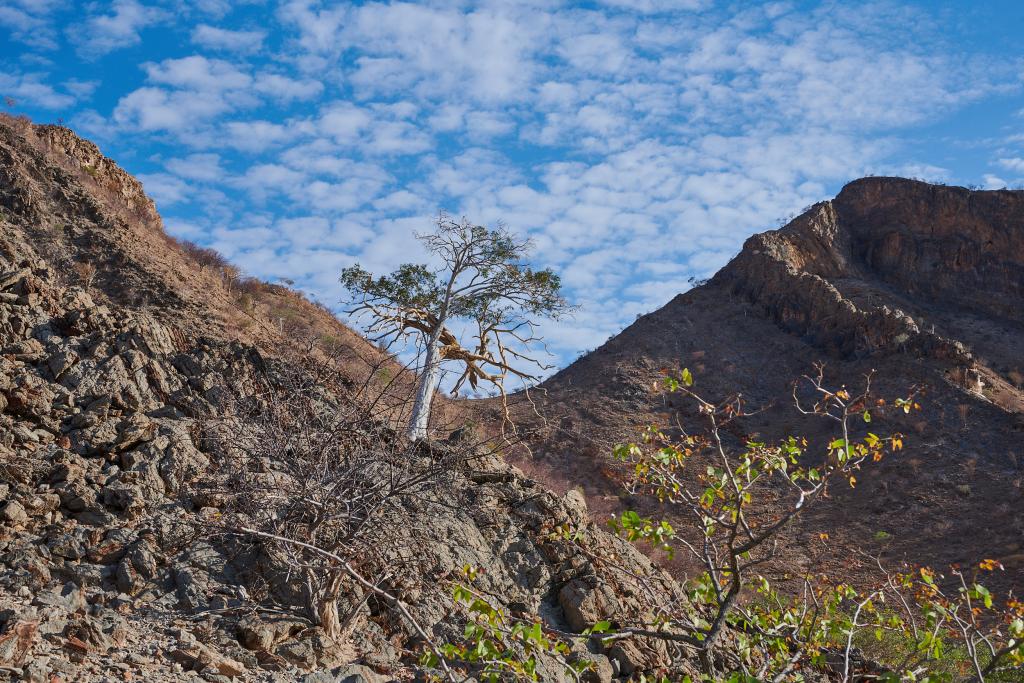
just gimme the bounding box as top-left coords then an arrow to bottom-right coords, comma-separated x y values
423,566 -> 592,682
555,366 -> 1022,681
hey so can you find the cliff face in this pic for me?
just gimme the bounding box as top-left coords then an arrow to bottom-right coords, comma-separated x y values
717,178 -> 1024,361
530,178 -> 1024,588
33,124 -> 161,223
834,178 -> 1024,320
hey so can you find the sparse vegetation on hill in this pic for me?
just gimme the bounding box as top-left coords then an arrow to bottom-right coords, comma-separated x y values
597,369 -> 1023,681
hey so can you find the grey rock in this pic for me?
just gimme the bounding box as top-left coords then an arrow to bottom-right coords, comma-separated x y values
331,664 -> 389,683
48,529 -> 89,559
116,539 -> 159,595
32,582 -> 86,613
558,577 -> 620,633
275,638 -> 316,669
237,615 -> 305,652
174,565 -> 210,613
87,526 -> 137,564
1,500 -> 28,524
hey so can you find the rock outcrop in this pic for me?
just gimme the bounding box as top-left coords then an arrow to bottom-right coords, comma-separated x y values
0,115 -> 688,681
529,178 -> 1024,590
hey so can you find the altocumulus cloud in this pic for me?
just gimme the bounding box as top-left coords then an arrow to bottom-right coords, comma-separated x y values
2,0 -> 1023,379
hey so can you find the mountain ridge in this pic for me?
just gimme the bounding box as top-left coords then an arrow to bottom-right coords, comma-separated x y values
524,176 -> 1024,588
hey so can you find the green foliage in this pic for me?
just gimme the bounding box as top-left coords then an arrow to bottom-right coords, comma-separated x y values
608,508 -> 676,557
424,566 -> 592,682
341,262 -> 442,313
592,368 -> 1023,681
340,216 -> 570,335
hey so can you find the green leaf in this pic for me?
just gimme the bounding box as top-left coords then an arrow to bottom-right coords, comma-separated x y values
681,367 -> 694,386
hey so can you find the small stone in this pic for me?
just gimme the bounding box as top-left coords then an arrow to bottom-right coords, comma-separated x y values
64,635 -> 90,654
331,665 -> 388,683
1,500 -> 29,524
32,582 -> 86,613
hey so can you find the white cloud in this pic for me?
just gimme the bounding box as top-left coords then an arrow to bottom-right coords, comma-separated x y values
144,55 -> 252,92
318,102 -> 373,143
597,0 -> 708,12
289,3 -> 540,103
0,0 -> 62,49
138,172 -> 191,206
222,120 -> 306,152
465,111 -> 516,141
63,79 -> 99,100
998,157 -> 1024,173
163,217 -> 207,240
0,72 -> 76,109
164,153 -> 225,181
234,163 -> 306,199
276,1 -> 350,61
191,24 -> 266,53
253,73 -> 323,102
75,0 -> 168,58
111,57 -> 324,139
982,174 -> 1007,189
113,87 -> 231,132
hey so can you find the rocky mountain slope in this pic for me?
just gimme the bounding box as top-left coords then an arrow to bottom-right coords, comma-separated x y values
528,178 -> 1024,588
0,117 -> 688,681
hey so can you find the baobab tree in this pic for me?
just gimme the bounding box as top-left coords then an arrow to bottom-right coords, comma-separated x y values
341,214 -> 572,441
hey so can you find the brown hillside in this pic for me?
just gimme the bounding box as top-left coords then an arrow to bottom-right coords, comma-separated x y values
0,118 -> 684,680
0,115 -> 452,428
0,115 -> 384,361
522,177 -> 1024,588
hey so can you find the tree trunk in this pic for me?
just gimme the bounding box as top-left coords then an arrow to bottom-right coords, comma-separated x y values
317,596 -> 342,640
407,333 -> 442,441
310,570 -> 344,640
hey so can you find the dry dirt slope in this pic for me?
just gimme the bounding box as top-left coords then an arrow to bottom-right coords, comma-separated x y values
525,177 -> 1024,588
0,115 -> 383,360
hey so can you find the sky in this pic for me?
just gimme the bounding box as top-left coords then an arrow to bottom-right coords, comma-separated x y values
2,0 -> 1024,380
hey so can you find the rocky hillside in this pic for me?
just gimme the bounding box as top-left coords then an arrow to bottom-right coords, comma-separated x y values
0,117 -> 691,681
0,116 -> 365,354
528,178 -> 1024,588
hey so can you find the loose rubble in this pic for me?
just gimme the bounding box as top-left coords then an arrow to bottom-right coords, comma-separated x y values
0,117 -> 688,681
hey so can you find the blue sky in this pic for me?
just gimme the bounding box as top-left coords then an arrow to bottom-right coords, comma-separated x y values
3,0 -> 1024,378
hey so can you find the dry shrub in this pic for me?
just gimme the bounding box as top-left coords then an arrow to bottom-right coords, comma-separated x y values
235,276 -> 266,296
178,239 -> 230,272
73,261 -> 98,288
963,455 -> 977,477
204,346 -> 485,639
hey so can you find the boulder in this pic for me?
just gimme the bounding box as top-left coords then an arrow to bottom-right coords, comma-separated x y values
558,577 -> 621,632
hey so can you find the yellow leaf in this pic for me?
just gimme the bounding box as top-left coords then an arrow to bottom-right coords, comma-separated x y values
848,476 -> 856,488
